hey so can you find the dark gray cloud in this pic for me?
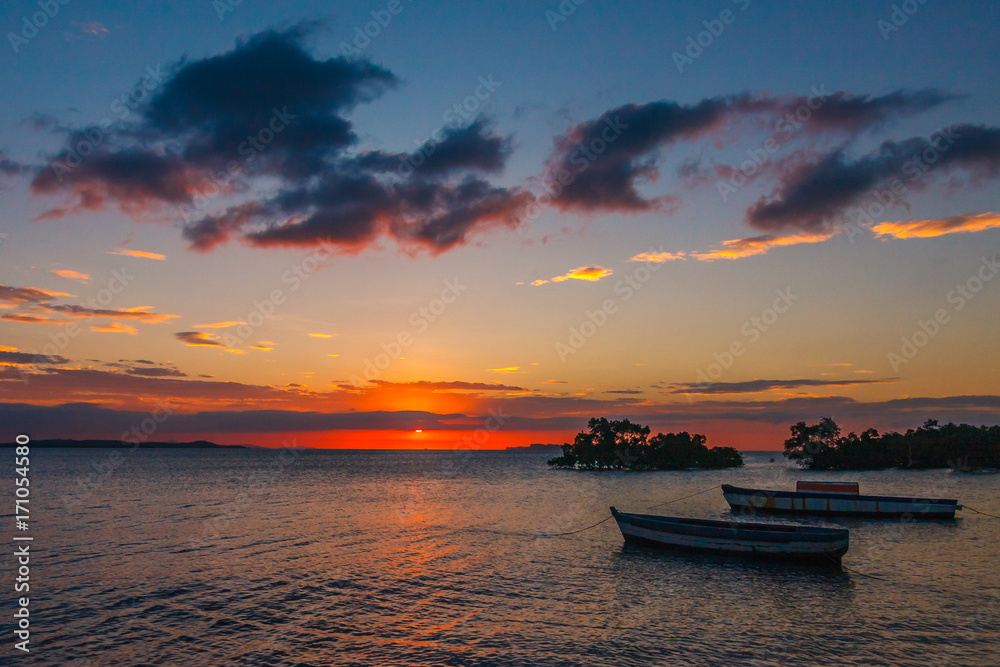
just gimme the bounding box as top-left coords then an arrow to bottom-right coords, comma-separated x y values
795,89 -> 962,134
747,125 -> 1000,232
0,351 -> 68,365
125,366 -> 187,378
544,95 -> 768,212
30,25 -> 530,255
669,378 -> 898,395
367,380 -> 527,391
0,151 -> 28,177
543,89 -> 958,213
175,331 -> 225,347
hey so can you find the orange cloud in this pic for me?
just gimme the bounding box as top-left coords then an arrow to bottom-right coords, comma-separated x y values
0,285 -> 74,304
488,366 -> 521,374
193,321 -> 246,328
535,266 -> 613,285
692,231 -> 837,261
91,322 -> 138,335
49,305 -> 180,323
176,331 -> 226,347
871,212 -> 1000,240
82,21 -> 109,36
51,269 -> 90,282
308,333 -> 336,338
629,250 -> 686,263
106,248 -> 166,260
1,313 -> 64,324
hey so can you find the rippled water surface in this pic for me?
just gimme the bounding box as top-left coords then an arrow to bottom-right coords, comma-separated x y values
6,449 -> 1000,666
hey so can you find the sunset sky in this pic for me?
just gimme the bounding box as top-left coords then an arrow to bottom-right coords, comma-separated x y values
2,1 -> 999,449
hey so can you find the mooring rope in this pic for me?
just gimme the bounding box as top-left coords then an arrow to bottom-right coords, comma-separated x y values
963,505 -> 1000,519
541,483 -> 723,537
539,515 -> 615,537
645,483 -> 722,509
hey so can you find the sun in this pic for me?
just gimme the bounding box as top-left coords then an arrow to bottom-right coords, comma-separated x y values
415,429 -> 422,433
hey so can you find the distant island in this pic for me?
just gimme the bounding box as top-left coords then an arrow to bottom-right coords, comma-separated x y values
505,443 -> 563,452
548,418 -> 743,470
0,439 -> 246,449
784,418 -> 1000,470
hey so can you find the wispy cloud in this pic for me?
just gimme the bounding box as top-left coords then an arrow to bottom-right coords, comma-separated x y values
106,248 -> 166,261
193,321 -> 246,329
50,269 -> 90,283
871,212 -> 1000,240
90,322 -> 138,334
533,266 -> 613,286
307,333 -> 336,338
368,380 -> 527,392
629,250 -> 686,263
175,331 -> 226,347
692,231 -> 838,261
669,377 -> 898,395
81,21 -> 109,36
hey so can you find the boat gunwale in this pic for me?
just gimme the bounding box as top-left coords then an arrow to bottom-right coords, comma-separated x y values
610,508 -> 849,543
721,483 -> 959,506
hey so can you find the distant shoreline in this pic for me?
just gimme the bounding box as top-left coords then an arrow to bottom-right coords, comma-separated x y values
0,439 -> 247,449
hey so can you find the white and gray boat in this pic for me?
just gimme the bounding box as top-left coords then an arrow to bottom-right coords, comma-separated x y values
722,481 -> 962,519
610,507 -> 850,562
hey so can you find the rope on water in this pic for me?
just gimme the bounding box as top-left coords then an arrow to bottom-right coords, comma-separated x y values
827,555 -> 888,580
963,505 -> 1000,519
539,515 -> 615,538
645,484 -> 722,510
541,484 -> 723,537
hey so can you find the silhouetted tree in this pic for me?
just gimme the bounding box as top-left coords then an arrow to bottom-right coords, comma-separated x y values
783,417 -> 1000,470
548,418 -> 743,470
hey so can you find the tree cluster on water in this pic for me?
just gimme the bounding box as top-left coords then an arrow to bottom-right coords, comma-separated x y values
547,418 -> 744,470
783,417 -> 1000,470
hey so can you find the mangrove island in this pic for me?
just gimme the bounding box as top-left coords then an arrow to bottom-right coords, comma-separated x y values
783,417 -> 1000,470
548,418 -> 744,470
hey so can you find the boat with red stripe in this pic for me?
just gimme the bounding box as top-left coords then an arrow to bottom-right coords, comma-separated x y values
722,481 -> 961,519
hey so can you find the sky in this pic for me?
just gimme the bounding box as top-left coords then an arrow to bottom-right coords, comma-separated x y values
1,0 -> 999,449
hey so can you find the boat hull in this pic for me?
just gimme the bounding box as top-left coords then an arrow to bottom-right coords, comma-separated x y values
722,484 -> 960,519
611,508 -> 849,562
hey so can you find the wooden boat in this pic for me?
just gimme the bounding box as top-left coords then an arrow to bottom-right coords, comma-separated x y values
722,481 -> 962,519
610,507 -> 849,562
